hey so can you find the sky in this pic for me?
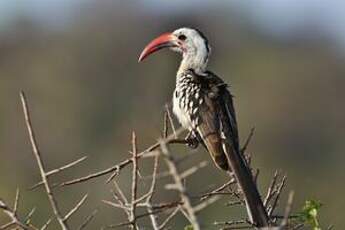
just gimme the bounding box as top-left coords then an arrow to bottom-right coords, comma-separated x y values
1,0 -> 345,48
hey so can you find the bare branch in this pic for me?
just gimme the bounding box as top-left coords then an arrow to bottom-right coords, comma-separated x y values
226,200 -> 243,206
102,200 -> 129,210
112,180 -> 129,205
200,178 -> 236,201
292,223 -> 304,229
64,194 -> 88,221
129,132 -> 139,229
268,175 -> 287,217
159,139 -> 200,230
180,161 -> 208,178
147,200 -> 183,210
30,156 -> 88,190
214,219 -> 253,230
13,188 -> 20,214
59,128 -> 185,187
146,155 -> 160,230
327,225 -> 334,230
40,218 -> 53,230
165,104 -> 177,138
0,198 -> 30,230
20,91 -> 69,230
194,195 -> 221,213
264,170 -> 279,207
104,208 -> 177,229
24,207 -> 36,224
78,209 -> 98,230
241,127 -> 255,154
214,219 -> 246,226
158,206 -> 180,230
281,191 -> 294,227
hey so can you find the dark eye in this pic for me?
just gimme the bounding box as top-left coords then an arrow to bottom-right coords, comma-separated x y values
178,34 -> 187,41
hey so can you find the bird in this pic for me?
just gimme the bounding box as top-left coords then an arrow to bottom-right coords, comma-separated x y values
138,27 -> 269,227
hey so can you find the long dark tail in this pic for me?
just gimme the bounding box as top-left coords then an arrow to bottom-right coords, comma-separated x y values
223,142 -> 269,227
220,92 -> 269,227
197,123 -> 269,226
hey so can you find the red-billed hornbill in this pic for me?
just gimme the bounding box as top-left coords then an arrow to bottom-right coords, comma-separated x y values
139,28 -> 269,227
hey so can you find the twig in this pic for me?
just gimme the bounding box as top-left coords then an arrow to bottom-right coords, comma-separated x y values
200,178 -> 236,201
180,161 -> 208,178
77,209 -> 98,230
104,208 -> 177,229
226,200 -> 243,206
143,155 -> 205,181
0,198 -> 30,230
24,207 -> 36,224
13,188 -> 20,214
268,175 -> 287,217
215,219 -> 254,230
159,139 -> 201,230
281,191 -> 294,227
147,201 -> 183,210
264,170 -> 279,207
214,219 -> 246,226
59,128 -> 184,187
146,155 -> 160,229
165,104 -> 177,138
102,199 -> 129,210
63,194 -> 88,221
158,206 -> 180,230
194,195 -> 221,213
292,223 -> 304,229
129,132 -> 139,229
327,225 -> 334,230
20,91 -> 69,230
30,156 -> 88,190
227,186 -> 246,205
241,127 -> 255,154
113,181 -> 128,205
40,218 -> 53,230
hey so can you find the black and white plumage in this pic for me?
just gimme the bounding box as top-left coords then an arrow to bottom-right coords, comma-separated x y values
173,69 -> 236,171
139,27 -> 269,227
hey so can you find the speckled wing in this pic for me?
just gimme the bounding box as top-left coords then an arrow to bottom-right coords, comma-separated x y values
188,70 -> 268,224
195,71 -> 240,171
199,72 -> 268,225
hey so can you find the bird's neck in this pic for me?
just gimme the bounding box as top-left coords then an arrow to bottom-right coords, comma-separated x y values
177,50 -> 208,76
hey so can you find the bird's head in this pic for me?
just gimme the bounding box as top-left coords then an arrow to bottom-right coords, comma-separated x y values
139,28 -> 211,73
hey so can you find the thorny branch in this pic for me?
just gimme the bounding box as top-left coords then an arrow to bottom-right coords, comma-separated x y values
0,194 -> 30,230
0,92 -> 309,230
100,111 -> 222,229
0,189 -> 53,230
160,139 -> 201,230
16,91 -> 94,230
58,128 -> 186,187
129,132 -> 139,229
20,91 -> 70,230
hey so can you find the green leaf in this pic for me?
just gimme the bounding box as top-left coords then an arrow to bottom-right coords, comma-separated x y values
298,199 -> 322,230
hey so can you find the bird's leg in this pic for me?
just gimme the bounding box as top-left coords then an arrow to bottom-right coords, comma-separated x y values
184,130 -> 199,149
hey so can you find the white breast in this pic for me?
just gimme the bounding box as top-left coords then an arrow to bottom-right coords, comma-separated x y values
173,89 -> 193,130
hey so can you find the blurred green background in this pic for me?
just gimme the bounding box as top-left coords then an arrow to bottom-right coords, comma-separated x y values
0,0 -> 344,229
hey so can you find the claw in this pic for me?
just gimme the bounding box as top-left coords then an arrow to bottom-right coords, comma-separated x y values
185,131 -> 199,149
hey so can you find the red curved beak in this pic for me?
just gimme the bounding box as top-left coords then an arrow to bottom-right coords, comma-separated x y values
138,32 -> 175,62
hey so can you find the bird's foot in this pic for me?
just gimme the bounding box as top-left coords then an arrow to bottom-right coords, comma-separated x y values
184,131 -> 199,149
